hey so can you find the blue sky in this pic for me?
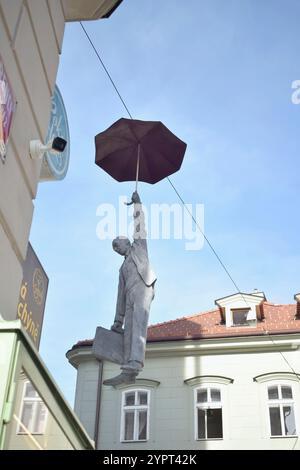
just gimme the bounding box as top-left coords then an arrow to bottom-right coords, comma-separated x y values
30,0 -> 300,405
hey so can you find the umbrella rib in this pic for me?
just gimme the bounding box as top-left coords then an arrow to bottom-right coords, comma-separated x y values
96,144 -> 134,164
127,121 -> 140,143
128,120 -> 158,144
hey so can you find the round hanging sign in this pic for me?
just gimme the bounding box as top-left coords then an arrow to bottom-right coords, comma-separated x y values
40,85 -> 70,181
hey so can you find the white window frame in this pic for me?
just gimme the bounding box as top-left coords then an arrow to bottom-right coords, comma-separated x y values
17,380 -> 48,435
194,385 -> 223,440
231,308 -> 251,326
120,388 -> 150,443
265,381 -> 298,438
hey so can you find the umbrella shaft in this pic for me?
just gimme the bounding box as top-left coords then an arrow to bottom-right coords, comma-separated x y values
135,143 -> 140,191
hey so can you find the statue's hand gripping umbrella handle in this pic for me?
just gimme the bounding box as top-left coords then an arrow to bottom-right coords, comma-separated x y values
125,191 -> 141,206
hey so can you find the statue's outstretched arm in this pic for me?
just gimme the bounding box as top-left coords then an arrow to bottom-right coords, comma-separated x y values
132,191 -> 147,253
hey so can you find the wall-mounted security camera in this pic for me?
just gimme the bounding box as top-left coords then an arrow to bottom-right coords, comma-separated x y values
30,137 -> 67,160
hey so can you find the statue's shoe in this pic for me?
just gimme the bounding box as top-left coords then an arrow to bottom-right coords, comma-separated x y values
103,372 -> 136,386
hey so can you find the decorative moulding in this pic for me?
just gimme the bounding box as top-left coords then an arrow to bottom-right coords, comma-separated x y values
113,378 -> 161,390
184,375 -> 234,387
253,372 -> 300,383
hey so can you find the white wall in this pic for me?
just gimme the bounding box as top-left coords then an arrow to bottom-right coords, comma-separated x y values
74,359 -> 100,440
73,343 -> 300,450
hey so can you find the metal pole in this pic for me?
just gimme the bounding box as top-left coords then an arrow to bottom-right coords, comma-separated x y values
93,360 -> 103,449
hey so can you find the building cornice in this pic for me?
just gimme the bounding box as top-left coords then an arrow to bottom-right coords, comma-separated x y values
66,345 -> 94,368
145,333 -> 300,358
62,0 -> 122,22
66,333 -> 300,368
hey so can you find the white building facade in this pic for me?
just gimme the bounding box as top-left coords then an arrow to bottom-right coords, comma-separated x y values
67,292 -> 300,450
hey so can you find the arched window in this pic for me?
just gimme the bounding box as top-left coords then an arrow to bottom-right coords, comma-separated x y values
185,375 -> 232,441
195,386 -> 223,440
253,372 -> 300,438
267,384 -> 297,437
121,389 -> 150,442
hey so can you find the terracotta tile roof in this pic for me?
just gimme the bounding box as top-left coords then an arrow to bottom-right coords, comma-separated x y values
71,302 -> 300,350
147,302 -> 300,342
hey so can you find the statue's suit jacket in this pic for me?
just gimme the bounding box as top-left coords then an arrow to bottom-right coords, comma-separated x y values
115,203 -> 156,321
127,202 -> 156,287
130,239 -> 156,287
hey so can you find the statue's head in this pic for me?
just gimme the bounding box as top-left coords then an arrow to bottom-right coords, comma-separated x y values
112,236 -> 131,256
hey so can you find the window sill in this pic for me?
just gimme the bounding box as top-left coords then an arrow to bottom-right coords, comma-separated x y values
196,438 -> 223,441
270,435 -> 298,439
121,439 -> 148,443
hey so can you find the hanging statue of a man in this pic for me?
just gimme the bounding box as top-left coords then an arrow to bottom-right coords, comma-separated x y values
103,191 -> 156,386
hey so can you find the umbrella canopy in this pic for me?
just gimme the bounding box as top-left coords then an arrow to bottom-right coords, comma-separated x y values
95,118 -> 187,184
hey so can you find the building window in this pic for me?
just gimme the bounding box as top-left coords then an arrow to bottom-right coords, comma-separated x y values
121,389 -> 149,442
231,308 -> 250,326
17,381 -> 48,434
195,387 -> 223,439
267,384 -> 297,437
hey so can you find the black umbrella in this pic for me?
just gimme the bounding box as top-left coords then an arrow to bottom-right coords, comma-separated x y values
95,118 -> 187,190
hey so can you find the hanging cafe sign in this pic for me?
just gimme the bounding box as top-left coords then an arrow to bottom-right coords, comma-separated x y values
0,55 -> 16,163
16,243 -> 49,349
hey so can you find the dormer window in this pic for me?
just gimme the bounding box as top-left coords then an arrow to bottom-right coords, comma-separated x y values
215,291 -> 266,328
231,308 -> 250,326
